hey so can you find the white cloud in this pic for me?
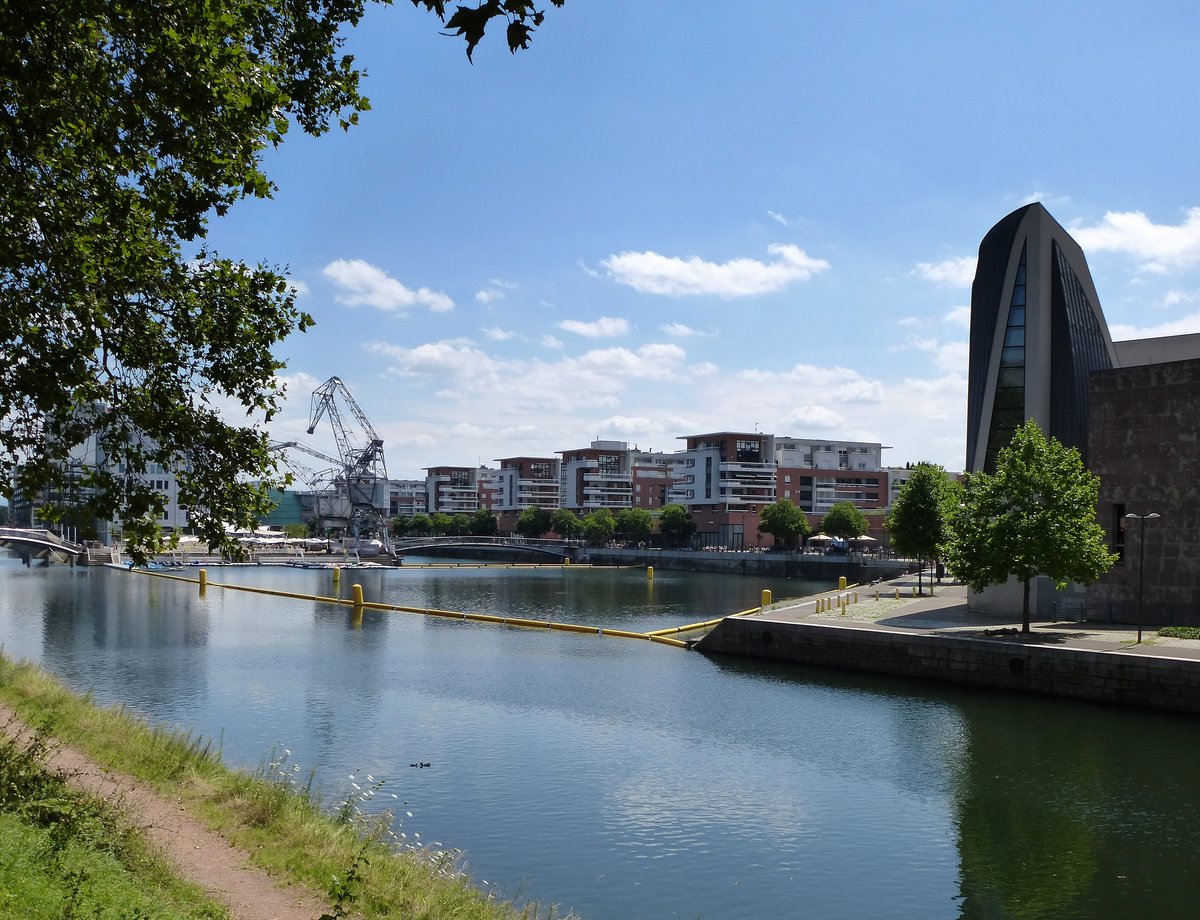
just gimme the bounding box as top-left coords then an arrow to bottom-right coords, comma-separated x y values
912,257 -> 977,288
1164,289 -> 1200,307
482,326 -> 515,341
1109,311 -> 1200,340
577,260 -> 601,278
323,259 -> 454,313
541,334 -> 564,349
1071,208 -> 1200,272
781,405 -> 845,429
603,243 -> 830,297
558,316 -> 630,338
289,279 -> 310,297
475,289 -> 502,305
943,305 -> 971,328
889,334 -> 939,354
660,322 -> 713,338
767,210 -> 791,227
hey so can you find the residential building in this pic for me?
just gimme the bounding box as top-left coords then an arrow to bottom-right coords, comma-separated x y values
389,480 -> 428,518
774,438 -> 887,517
424,466 -> 481,515
668,432 -> 776,549
558,441 -> 634,512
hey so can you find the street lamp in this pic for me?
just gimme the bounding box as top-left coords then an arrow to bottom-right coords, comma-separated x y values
1124,511 -> 1160,643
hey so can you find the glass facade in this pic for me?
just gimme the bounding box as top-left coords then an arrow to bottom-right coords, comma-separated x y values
983,247 -> 1027,472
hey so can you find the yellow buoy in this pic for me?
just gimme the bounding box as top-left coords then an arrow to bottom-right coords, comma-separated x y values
647,565 -> 654,580
198,568 -> 207,596
761,588 -> 772,608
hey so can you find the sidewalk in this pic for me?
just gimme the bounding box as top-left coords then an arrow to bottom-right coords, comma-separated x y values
757,573 -> 1200,661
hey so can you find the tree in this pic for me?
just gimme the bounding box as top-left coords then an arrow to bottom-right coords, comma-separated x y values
448,514 -> 472,536
615,508 -> 654,545
757,498 -> 811,549
581,508 -> 615,547
550,508 -> 583,540
429,513 -> 453,536
469,507 -> 498,536
820,501 -> 868,539
944,420 -> 1118,633
515,505 -> 553,539
0,1 -> 565,563
406,514 -> 432,536
658,503 -> 695,548
887,463 -> 959,595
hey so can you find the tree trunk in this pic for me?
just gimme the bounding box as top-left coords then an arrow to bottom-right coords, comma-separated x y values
1021,576 -> 1031,634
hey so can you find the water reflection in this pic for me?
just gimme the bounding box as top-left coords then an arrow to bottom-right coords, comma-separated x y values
3,559 -> 1200,919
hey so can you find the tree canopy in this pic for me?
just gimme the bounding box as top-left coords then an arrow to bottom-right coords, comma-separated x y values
658,503 -> 695,548
886,463 -> 959,593
515,505 -> 553,539
820,501 -> 869,539
615,507 -> 653,545
0,1 -> 565,562
550,507 -> 583,540
944,420 -> 1117,632
758,498 -> 810,549
581,508 -> 615,546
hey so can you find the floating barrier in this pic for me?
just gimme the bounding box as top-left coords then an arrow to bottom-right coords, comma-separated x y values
123,566 -> 687,648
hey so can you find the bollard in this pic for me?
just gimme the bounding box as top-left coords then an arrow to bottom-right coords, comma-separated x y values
353,583 -> 364,607
332,566 -> 341,586
895,588 -> 900,599
839,575 -> 847,590
875,589 -> 880,601
853,591 -> 858,604
647,565 -> 654,581
762,588 -> 772,608
199,568 -> 207,596
564,557 -> 571,566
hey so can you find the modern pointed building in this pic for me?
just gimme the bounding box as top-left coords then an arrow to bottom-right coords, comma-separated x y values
966,203 -> 1118,473
966,203 -> 1200,623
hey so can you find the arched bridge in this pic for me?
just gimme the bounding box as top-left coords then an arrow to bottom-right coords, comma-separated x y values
392,535 -> 579,561
0,528 -> 87,564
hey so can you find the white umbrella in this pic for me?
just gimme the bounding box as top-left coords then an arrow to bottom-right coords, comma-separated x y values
808,533 -> 834,544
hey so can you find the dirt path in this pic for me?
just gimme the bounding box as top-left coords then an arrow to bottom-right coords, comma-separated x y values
1,702 -> 329,920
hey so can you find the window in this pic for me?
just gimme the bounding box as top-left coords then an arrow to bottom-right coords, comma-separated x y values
784,475 -> 791,483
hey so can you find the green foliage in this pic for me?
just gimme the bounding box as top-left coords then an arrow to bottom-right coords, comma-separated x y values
1158,626 -> 1200,640
887,463 -> 959,562
581,508 -> 616,546
944,420 -> 1118,632
429,513 -> 453,536
0,0 -> 566,565
469,507 -> 498,536
820,501 -> 869,539
414,0 -> 568,61
614,507 -> 654,545
757,498 -> 810,548
404,514 -> 432,536
448,514 -> 471,536
550,507 -> 583,539
657,503 -> 695,548
515,505 -> 553,538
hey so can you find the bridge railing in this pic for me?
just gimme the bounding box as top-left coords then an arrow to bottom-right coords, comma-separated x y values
0,527 -> 87,555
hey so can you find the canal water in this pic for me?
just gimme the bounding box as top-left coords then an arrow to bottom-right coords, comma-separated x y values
2,557 -> 1199,920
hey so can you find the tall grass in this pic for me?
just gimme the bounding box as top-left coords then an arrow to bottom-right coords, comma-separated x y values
0,653 -> 575,919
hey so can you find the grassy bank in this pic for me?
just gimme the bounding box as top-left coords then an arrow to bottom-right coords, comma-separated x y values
0,653 -> 570,919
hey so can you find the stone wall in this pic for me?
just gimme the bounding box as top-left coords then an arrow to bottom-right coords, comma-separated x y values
698,618 -> 1200,714
1088,358 -> 1200,626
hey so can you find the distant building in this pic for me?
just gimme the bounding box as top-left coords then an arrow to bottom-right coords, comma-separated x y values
558,441 -> 635,512
388,480 -> 428,518
667,432 -> 776,549
424,466 -> 481,515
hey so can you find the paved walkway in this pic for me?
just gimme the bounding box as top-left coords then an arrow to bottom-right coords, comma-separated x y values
755,573 -> 1200,661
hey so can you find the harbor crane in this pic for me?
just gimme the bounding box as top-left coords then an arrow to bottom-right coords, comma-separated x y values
302,376 -> 395,557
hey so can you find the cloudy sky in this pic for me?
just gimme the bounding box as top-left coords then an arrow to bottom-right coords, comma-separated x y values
204,1 -> 1200,478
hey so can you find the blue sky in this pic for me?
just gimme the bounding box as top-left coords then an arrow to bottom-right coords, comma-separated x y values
204,1 -> 1200,479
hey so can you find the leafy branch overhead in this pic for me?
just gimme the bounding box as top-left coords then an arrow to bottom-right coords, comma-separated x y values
412,0 -> 567,60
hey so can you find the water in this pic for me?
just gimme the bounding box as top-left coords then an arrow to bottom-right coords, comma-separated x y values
2,556 -> 1199,919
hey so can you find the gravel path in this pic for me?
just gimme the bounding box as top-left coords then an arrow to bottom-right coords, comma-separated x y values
0,702 -> 328,920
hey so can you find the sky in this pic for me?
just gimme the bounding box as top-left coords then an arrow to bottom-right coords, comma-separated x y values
202,0 -> 1200,480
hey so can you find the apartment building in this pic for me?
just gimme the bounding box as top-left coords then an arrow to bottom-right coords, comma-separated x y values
666,432 -> 777,549
389,480 -> 428,518
774,438 -> 888,515
557,440 -> 634,512
424,466 -> 481,515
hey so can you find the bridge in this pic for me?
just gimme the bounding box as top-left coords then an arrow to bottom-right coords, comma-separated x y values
0,527 -> 88,565
392,535 -> 579,561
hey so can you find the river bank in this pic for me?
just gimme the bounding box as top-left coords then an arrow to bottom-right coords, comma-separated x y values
699,575 -> 1200,713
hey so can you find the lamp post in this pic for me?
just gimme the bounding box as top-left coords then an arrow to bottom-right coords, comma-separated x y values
1124,511 -> 1160,643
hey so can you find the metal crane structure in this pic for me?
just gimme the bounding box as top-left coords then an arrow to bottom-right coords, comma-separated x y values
268,441 -> 351,534
302,376 -> 394,557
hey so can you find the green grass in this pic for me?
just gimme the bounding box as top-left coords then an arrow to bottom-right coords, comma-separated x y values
0,726 -> 228,919
0,653 -> 574,919
1157,626 -> 1200,640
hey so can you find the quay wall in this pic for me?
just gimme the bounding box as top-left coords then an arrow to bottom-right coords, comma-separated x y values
580,547 -> 915,582
697,618 -> 1200,714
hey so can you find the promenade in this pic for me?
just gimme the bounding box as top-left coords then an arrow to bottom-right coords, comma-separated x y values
756,573 -> 1200,661
698,574 -> 1200,713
